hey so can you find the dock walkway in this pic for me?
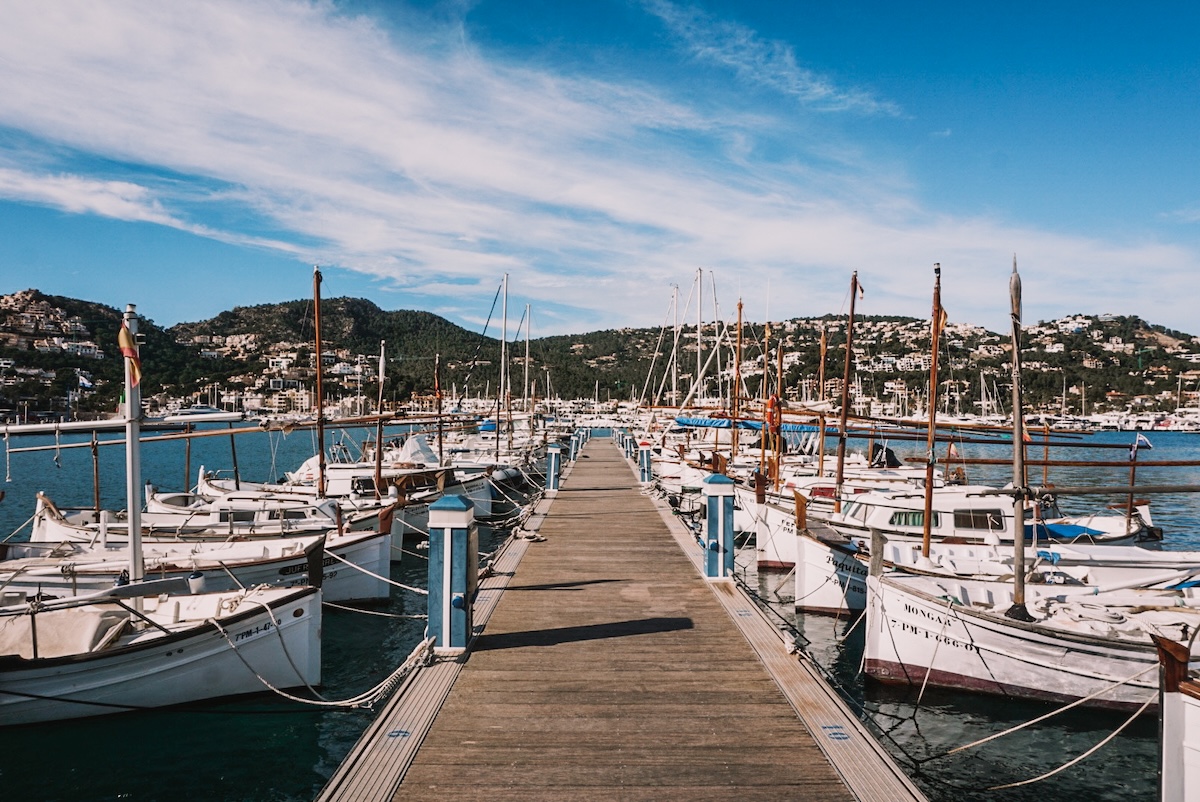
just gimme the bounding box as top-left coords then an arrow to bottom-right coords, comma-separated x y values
318,438 -> 925,801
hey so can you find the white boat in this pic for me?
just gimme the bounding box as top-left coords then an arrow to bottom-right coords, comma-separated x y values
194,470 -> 434,559
863,570 -> 1200,711
0,302 -> 325,726
827,484 -> 1157,547
795,525 -> 1200,615
0,582 -> 321,725
1155,635 -> 1200,802
0,529 -> 390,602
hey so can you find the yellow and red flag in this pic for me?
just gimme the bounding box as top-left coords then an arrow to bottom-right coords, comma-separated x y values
118,321 -> 142,387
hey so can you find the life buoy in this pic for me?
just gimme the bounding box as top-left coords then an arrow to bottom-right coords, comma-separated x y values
765,395 -> 781,429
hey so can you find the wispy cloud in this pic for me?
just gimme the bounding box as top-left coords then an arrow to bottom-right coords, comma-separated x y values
640,0 -> 901,116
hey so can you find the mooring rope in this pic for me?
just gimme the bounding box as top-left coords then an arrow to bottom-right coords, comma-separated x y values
322,548 -> 427,595
323,600 -> 427,619
942,662 -> 1158,756
988,692 -> 1156,790
1,510 -> 38,544
212,614 -> 434,710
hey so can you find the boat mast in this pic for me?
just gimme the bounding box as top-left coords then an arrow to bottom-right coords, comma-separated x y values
119,304 -> 144,594
523,303 -> 531,415
374,339 -> 385,499
921,265 -> 943,559
672,284 -> 679,406
732,300 -> 742,454
313,266 -> 327,499
1007,257 -> 1034,621
501,273 -> 510,457
435,353 -> 444,465
833,271 -> 859,513
817,325 -> 827,474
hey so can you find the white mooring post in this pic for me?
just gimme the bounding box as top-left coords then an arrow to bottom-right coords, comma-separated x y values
569,431 -> 580,462
638,441 -> 653,484
702,473 -> 735,581
427,495 -> 478,656
624,430 -> 635,459
545,442 -> 562,494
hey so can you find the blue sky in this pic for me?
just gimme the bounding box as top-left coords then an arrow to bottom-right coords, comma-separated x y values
0,0 -> 1197,337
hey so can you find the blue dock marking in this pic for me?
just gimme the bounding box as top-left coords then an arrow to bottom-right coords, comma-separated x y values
821,724 -> 851,741
387,729 -> 411,739
736,609 -> 753,617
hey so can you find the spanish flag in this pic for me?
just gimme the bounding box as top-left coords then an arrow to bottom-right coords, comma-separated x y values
118,321 -> 142,387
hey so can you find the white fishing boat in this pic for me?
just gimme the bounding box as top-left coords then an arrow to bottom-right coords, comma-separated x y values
862,569 -> 1200,711
0,581 -> 321,725
0,529 -> 390,602
826,484 -> 1157,548
795,523 -> 1200,615
0,303 -> 323,725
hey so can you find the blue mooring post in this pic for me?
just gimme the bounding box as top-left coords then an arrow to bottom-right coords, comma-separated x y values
427,495 -> 478,655
624,430 -> 635,459
638,441 -> 653,484
702,473 -> 735,580
545,442 -> 562,493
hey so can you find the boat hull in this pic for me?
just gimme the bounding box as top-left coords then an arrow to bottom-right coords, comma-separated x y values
864,575 -> 1160,711
0,587 -> 321,725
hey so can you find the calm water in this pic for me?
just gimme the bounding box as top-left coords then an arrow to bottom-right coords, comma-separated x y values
0,426 -> 1195,800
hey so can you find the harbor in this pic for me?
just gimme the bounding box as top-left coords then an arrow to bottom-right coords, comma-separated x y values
0,418 -> 1196,800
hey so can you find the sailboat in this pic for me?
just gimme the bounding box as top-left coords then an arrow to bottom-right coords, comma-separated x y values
0,303 -> 322,725
861,260 -> 1200,711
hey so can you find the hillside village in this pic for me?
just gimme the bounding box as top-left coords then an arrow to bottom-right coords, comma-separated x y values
3,288 -> 1200,427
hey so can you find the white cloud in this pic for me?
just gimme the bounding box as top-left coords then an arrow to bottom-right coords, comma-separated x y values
0,0 -> 1193,336
640,0 -> 902,116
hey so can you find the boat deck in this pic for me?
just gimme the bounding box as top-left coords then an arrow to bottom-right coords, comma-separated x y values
317,438 -> 925,802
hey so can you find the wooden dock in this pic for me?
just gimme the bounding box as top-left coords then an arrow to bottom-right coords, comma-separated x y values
317,439 -> 926,802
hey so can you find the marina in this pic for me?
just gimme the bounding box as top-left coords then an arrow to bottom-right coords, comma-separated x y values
0,418 -> 1196,800
1,284 -> 1199,801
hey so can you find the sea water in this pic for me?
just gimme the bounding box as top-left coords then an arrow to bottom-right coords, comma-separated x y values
0,426 -> 1194,800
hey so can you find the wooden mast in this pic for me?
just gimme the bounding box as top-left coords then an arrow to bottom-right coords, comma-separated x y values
833,272 -> 859,513
921,264 -> 944,559
313,266 -> 327,499
732,300 -> 742,454
1007,256 -> 1033,621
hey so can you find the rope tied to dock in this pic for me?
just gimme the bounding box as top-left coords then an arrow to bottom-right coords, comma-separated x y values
323,600 -> 427,620
322,548 -> 427,595
212,613 -> 435,710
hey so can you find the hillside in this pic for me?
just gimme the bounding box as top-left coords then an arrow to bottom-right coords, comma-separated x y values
3,288 -> 1200,418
